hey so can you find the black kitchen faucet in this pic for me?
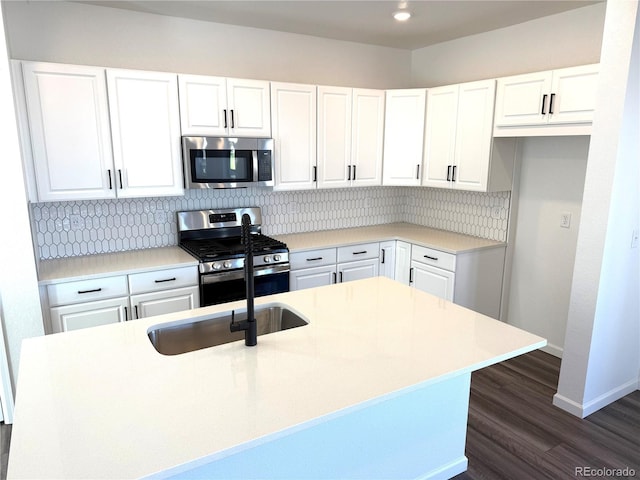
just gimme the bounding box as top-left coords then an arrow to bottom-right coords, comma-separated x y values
229,213 -> 257,346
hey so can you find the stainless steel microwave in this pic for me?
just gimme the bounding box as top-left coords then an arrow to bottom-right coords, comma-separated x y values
182,137 -> 274,189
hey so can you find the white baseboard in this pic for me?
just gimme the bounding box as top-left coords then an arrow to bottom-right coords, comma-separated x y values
541,343 -> 563,358
417,456 -> 468,480
553,378 -> 639,418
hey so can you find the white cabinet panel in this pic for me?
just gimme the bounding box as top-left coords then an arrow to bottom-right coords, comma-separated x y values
271,82 -> 317,190
178,75 -> 227,136
548,65 -> 599,124
226,78 -> 271,137
338,258 -> 379,283
21,62 -> 114,201
290,265 -> 337,291
317,86 -> 352,189
128,266 -> 198,295
51,297 -> 128,332
410,262 -> 455,301
47,275 -> 128,307
351,89 -> 385,187
337,242 -> 379,263
379,241 -> 396,280
395,241 -> 412,285
107,69 -> 183,198
494,71 -> 552,127
422,85 -> 458,189
130,286 -> 199,320
382,89 -> 426,186
289,248 -> 337,270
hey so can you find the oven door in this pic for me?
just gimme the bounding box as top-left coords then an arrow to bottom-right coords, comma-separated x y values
200,264 -> 290,307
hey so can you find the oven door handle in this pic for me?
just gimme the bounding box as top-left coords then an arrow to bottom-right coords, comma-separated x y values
201,264 -> 290,285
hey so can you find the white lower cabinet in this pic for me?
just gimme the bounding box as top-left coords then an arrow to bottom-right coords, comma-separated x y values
290,243 -> 381,291
338,258 -> 379,283
290,265 -> 337,291
50,296 -> 128,332
46,266 -> 199,333
379,241 -> 396,280
410,263 -> 455,301
130,286 -> 199,320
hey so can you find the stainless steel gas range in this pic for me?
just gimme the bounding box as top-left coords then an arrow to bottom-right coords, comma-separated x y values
177,207 -> 289,307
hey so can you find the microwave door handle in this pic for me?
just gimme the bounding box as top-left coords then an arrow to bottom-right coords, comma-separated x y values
252,149 -> 259,182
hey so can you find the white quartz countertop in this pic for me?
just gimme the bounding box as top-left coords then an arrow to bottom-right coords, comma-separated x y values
37,246 -> 199,285
274,223 -> 505,254
9,277 -> 545,479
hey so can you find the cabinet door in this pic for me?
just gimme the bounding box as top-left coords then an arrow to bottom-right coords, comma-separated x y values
50,296 -> 128,333
130,286 -> 199,320
548,64 -> 599,124
410,262 -> 454,301
107,69 -> 183,197
178,74 -> 228,136
317,86 -> 352,189
382,89 -> 426,186
338,258 -> 379,283
290,265 -> 336,291
422,85 -> 458,188
351,89 -> 385,187
227,78 -> 271,137
271,82 -> 317,190
395,241 -> 412,285
494,71 -> 552,127
379,241 -> 396,280
22,62 -> 114,201
453,79 -> 496,191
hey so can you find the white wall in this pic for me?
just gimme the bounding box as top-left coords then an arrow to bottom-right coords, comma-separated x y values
411,3 -> 606,87
0,3 -> 45,392
554,0 -> 639,418
2,0 -> 411,89
506,137 -> 589,357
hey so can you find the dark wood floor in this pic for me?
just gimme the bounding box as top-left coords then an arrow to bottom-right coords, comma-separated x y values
455,350 -> 640,480
0,350 -> 637,480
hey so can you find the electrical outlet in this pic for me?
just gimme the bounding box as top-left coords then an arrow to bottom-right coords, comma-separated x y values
69,214 -> 84,230
631,229 -> 639,249
491,207 -> 502,220
364,197 -> 371,208
287,202 -> 298,214
154,210 -> 167,223
560,212 -> 572,229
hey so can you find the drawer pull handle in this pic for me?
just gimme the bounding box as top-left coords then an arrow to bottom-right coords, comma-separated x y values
134,305 -> 139,319
424,255 -> 439,261
409,267 -> 414,283
154,277 -> 177,283
381,249 -> 386,264
306,257 -> 323,261
353,251 -> 367,255
333,272 -> 337,284
78,288 -> 102,294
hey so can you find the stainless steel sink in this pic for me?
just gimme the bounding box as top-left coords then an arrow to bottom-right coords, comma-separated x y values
148,305 -> 308,355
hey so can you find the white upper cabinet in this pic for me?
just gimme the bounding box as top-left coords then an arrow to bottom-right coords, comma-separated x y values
107,69 -> 183,198
178,75 -> 271,137
382,89 -> 427,186
20,62 -> 115,201
423,79 -> 514,192
271,82 -> 317,191
317,87 -> 385,189
351,88 -> 385,187
494,64 -> 599,135
317,86 -> 352,189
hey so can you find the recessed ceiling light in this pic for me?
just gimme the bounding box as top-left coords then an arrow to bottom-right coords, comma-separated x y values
393,10 -> 411,21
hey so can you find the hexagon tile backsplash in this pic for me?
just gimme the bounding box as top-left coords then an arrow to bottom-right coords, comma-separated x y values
30,187 -> 510,260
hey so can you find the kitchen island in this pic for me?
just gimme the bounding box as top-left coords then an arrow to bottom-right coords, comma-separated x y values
8,277 -> 545,479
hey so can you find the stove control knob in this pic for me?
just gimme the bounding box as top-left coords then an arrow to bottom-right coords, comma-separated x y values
274,255 -> 281,262
264,256 -> 271,263
213,263 -> 222,270
223,261 -> 231,269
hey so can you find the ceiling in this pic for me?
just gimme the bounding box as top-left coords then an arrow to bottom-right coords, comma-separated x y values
77,0 -> 601,50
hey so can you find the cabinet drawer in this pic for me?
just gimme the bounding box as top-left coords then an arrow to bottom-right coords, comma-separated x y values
290,248 -> 337,270
411,245 -> 456,272
128,266 -> 198,295
47,275 -> 128,307
337,242 -> 379,263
